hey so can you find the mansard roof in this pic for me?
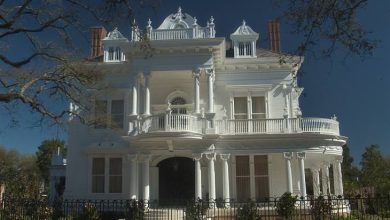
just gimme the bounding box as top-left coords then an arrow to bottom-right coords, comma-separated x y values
157,7 -> 198,29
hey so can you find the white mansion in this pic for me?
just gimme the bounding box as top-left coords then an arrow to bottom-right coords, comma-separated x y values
62,8 -> 347,203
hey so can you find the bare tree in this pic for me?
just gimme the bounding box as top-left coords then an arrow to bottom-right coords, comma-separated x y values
0,0 -> 376,126
275,0 -> 376,58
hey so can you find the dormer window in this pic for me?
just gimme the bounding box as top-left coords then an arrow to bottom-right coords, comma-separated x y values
230,20 -> 259,58
103,28 -> 128,62
105,46 -> 125,62
238,42 -> 253,57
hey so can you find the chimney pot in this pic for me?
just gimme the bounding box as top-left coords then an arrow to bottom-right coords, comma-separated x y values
90,27 -> 107,59
268,20 -> 281,53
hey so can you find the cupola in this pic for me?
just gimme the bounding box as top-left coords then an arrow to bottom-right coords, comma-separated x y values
103,27 -> 128,62
230,20 -> 259,58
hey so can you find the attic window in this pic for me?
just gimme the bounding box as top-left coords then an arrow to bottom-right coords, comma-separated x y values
238,42 -> 253,57
174,24 -> 185,29
105,46 -> 125,62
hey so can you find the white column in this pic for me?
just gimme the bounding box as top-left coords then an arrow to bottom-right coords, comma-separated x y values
333,157 -> 344,196
193,154 -> 202,199
142,155 -> 150,201
206,69 -> 215,113
249,155 -> 255,200
312,168 -> 321,197
322,163 -> 330,195
131,80 -> 138,116
193,69 -> 201,114
128,154 -> 138,199
220,154 -> 230,206
283,152 -> 293,193
297,152 -> 307,198
206,153 -> 216,204
143,75 -> 151,116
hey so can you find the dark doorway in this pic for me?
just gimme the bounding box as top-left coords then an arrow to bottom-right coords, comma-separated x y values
157,157 -> 195,205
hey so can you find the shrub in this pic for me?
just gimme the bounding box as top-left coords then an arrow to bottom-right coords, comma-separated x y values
124,199 -> 145,220
311,195 -> 332,220
276,192 -> 298,220
73,203 -> 100,220
185,199 -> 208,220
236,201 -> 261,220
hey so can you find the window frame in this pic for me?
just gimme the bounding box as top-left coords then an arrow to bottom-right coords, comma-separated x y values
90,156 -> 124,194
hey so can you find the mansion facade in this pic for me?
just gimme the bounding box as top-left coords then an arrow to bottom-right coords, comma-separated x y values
62,8 -> 347,203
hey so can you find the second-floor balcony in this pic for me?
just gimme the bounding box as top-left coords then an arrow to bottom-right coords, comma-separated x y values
138,114 -> 340,136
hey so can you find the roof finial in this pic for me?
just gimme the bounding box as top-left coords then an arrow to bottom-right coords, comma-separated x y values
147,18 -> 152,27
242,20 -> 246,26
210,16 -> 214,25
193,16 -> 198,25
178,6 -> 182,14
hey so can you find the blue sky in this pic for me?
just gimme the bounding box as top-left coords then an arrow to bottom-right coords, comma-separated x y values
0,0 -> 389,163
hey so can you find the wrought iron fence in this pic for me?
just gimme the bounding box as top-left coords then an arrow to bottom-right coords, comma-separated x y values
0,195 -> 389,220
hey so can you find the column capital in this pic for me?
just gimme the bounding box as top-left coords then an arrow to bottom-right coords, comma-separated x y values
311,167 -> 321,173
127,154 -> 138,162
334,155 -> 343,163
283,152 -> 293,159
192,153 -> 203,161
297,152 -> 306,159
192,68 -> 202,78
205,68 -> 215,77
220,154 -> 230,161
205,152 -> 216,161
138,154 -> 151,162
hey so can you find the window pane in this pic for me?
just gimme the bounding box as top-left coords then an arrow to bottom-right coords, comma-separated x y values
92,176 -> 105,193
237,177 -> 250,201
109,158 -> 122,175
255,177 -> 269,201
236,156 -> 250,176
254,155 -> 268,175
252,97 -> 265,114
92,158 -> 105,175
109,176 -> 122,193
234,97 -> 247,114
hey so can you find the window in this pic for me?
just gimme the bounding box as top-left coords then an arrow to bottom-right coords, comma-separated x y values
170,97 -> 186,114
92,158 -> 105,193
252,97 -> 266,119
106,47 -> 123,62
234,97 -> 247,120
109,158 -> 122,193
95,100 -> 107,129
111,100 -> 124,129
108,47 -> 114,60
237,42 -> 253,57
254,155 -> 269,200
115,47 -> 121,60
236,156 -> 250,201
91,157 -> 123,193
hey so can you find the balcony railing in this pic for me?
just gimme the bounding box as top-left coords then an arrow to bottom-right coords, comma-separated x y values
139,115 -> 340,136
142,113 -> 203,133
214,118 -> 340,135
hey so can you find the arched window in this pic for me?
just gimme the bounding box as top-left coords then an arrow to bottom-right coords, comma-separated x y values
170,97 -> 186,114
108,47 -> 114,60
115,47 -> 121,60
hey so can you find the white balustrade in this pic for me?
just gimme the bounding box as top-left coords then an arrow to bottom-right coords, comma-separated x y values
214,118 -> 339,135
145,113 -> 202,133
140,116 -> 339,135
138,27 -> 212,41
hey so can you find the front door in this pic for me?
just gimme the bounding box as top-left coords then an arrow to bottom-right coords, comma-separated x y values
157,157 -> 195,205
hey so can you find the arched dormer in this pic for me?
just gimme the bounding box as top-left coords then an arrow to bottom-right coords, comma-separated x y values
157,7 -> 194,30
230,20 -> 259,58
103,27 -> 128,62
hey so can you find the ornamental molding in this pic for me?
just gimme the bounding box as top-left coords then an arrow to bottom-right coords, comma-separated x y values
104,27 -> 127,41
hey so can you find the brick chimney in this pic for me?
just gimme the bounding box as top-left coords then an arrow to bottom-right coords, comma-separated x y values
90,27 -> 107,59
268,20 -> 281,53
